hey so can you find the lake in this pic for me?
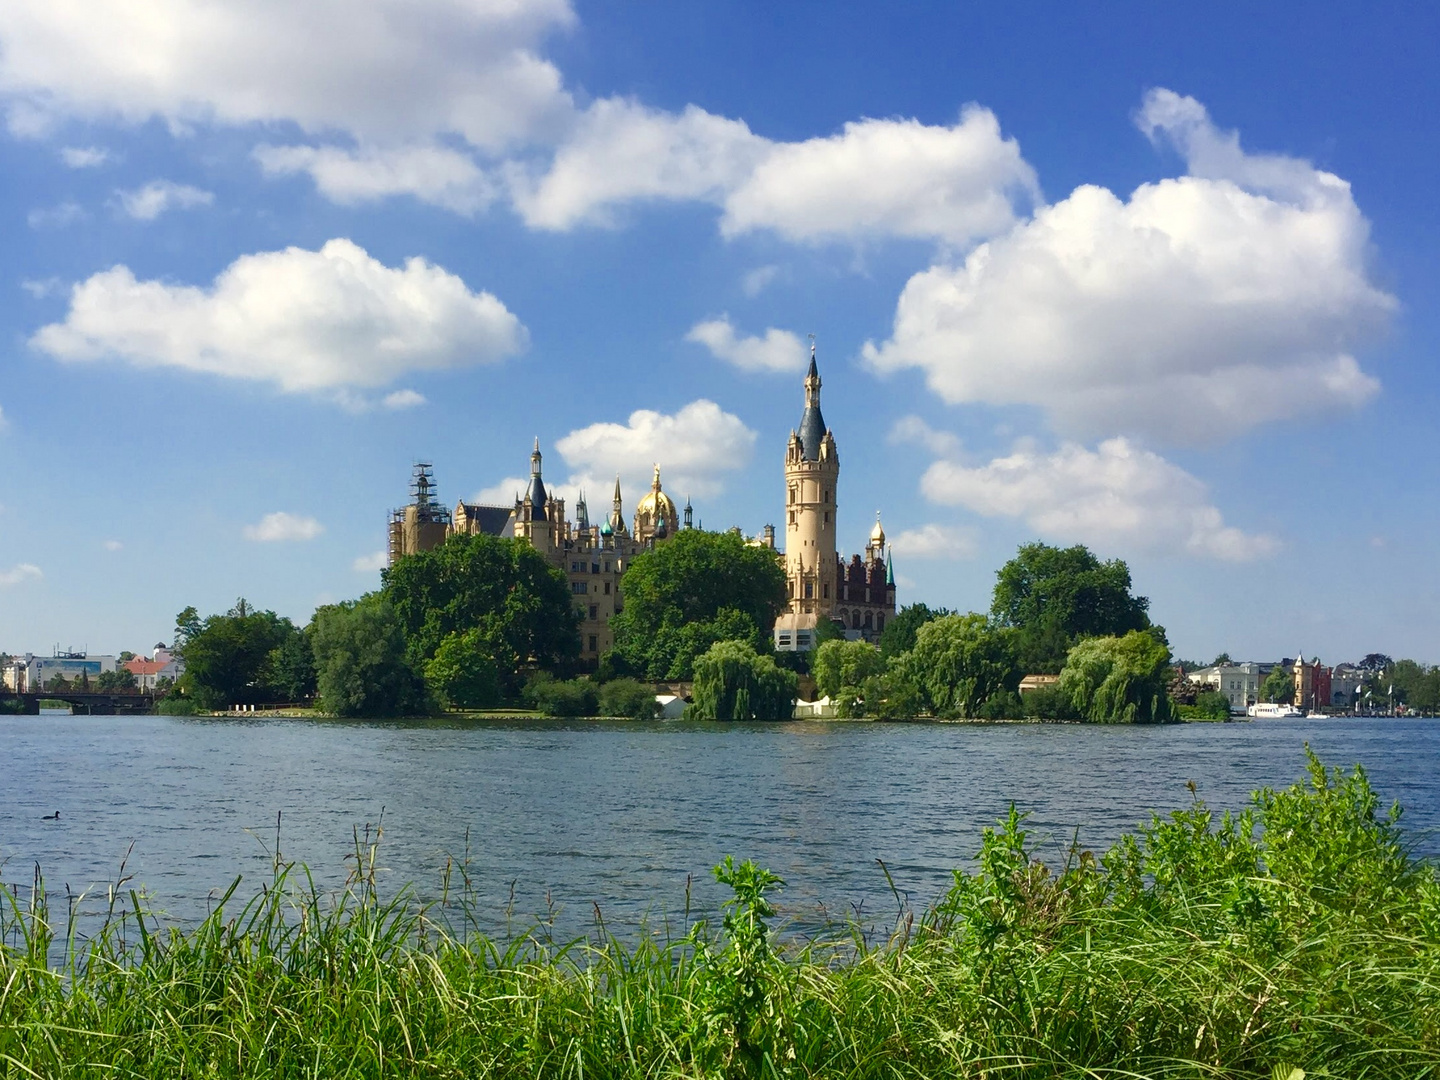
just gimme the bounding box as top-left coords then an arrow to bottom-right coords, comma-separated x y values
2,714 -> 1437,941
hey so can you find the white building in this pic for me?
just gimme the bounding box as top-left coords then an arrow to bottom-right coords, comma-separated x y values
16,652 -> 118,691
1188,662 -> 1271,712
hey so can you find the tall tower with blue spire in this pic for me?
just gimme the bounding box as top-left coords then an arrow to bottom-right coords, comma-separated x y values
781,339 -> 840,632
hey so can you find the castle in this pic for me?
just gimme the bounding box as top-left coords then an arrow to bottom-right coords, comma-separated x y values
387,346 -> 894,660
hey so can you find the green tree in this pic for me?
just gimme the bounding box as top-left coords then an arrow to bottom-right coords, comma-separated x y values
878,603 -> 951,659
311,597 -> 433,718
260,631 -> 316,702
424,628 -> 501,709
1262,665 -> 1295,704
991,543 -> 1151,674
611,530 -> 787,680
522,672 -> 598,717
598,677 -> 660,719
173,606 -> 202,655
181,600 -> 307,709
904,613 -> 1020,719
382,532 -> 580,690
1058,631 -> 1173,724
690,640 -> 798,721
96,668 -> 138,692
811,639 -> 886,715
1194,689 -> 1232,720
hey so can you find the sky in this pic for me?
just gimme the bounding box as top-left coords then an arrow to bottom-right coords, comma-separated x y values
1,1 -> 1437,666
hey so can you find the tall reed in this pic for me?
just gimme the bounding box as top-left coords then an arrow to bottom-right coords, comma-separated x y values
2,750 -> 1437,1078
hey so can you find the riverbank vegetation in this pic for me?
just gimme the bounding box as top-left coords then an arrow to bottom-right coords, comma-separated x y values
2,755 -> 1435,1077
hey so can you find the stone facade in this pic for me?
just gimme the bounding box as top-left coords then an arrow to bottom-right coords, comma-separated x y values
774,348 -> 895,651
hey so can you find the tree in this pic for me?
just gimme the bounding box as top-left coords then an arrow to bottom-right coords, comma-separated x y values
991,543 -> 1151,674
598,677 -> 660,720
96,668 -> 138,692
311,597 -> 433,718
181,600 -> 308,709
173,606 -> 202,654
424,628 -> 502,709
611,530 -> 788,680
1058,631 -> 1173,724
382,532 -> 580,690
1211,652 -> 1233,667
690,640 -> 799,721
522,672 -> 598,717
1262,665 -> 1295,705
903,614 -> 1020,719
811,639 -> 886,715
878,603 -> 951,659
261,631 -> 316,702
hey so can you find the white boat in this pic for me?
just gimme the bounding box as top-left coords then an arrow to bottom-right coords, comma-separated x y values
1247,702 -> 1304,719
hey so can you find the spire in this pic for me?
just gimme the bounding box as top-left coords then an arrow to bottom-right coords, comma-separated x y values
652,463 -> 662,492
575,488 -> 589,530
886,549 -> 895,586
796,345 -> 827,460
683,496 -> 693,530
609,474 -> 627,535
524,439 -> 547,511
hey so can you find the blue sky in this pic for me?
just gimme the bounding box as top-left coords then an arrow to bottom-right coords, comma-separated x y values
1,1 -> 1437,666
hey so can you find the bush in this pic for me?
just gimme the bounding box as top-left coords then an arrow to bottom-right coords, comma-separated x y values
155,697 -> 198,716
1021,682 -> 1078,720
1194,689 -> 1232,720
690,640 -> 798,721
524,673 -> 599,717
424,629 -> 501,709
597,677 -> 659,719
975,689 -> 1024,720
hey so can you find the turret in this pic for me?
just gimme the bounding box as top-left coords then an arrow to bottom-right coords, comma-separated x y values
783,344 -> 839,615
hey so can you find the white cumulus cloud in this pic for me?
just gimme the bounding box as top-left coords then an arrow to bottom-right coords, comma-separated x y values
0,562 -> 42,586
721,107 -> 1037,244
922,437 -> 1278,562
27,201 -> 84,228
887,523 -> 979,560
0,0 -> 576,149
381,389 -> 426,410
244,512 -> 324,543
60,145 -> 110,167
864,89 -> 1394,445
888,415 -> 964,459
508,99 -> 768,229
31,238 -> 527,399
352,550 -> 388,572
114,179 -> 213,220
685,316 -> 808,374
555,399 -> 756,501
254,143 -> 495,215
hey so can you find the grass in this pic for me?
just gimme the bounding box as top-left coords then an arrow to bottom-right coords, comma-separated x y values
2,750 -> 1437,1078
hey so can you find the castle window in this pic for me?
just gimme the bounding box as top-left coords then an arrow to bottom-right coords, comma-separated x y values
877,614 -> 885,632
804,582 -> 813,599
604,581 -> 611,595
572,582 -> 588,594
592,563 -> 600,574
789,511 -> 796,526
823,584 -> 829,599
589,635 -> 598,653
863,613 -> 873,629
823,512 -> 829,524
589,605 -> 598,620
824,489 -> 829,503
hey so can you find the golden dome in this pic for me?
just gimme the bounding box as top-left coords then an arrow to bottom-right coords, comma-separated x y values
870,511 -> 886,547
633,465 -> 680,541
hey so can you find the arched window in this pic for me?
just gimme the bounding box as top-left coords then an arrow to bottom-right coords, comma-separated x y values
863,612 -> 873,629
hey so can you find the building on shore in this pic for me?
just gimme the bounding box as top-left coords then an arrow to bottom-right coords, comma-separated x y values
385,343 -> 895,661
3,651 -> 118,693
387,443 -> 686,663
773,348 -> 895,652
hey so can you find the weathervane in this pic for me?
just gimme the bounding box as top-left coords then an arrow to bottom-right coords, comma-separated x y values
808,332 -> 816,357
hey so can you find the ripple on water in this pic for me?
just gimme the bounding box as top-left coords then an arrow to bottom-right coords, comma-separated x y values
1,714 -> 1437,940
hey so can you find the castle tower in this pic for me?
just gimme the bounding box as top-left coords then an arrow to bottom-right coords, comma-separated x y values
783,347 -> 839,620
515,438 -> 564,554
633,464 -> 679,544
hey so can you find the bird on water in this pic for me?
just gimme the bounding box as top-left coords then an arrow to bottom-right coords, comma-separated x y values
42,810 -> 59,820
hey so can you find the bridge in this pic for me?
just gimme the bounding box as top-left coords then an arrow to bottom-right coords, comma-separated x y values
2,690 -> 156,715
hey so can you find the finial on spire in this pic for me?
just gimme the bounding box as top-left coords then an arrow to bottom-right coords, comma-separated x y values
652,463 -> 662,490
808,332 -> 815,357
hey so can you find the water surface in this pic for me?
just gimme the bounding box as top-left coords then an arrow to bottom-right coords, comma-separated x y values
3,715 -> 1436,939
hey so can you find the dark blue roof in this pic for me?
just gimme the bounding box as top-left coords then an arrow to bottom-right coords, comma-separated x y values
798,405 -> 826,460
525,475 -> 547,514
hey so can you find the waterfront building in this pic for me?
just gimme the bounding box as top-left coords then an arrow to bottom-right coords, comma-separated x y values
1189,662 -> 1267,711
385,342 -> 893,661
7,651 -> 118,692
773,347 -> 895,651
389,446 -> 687,663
